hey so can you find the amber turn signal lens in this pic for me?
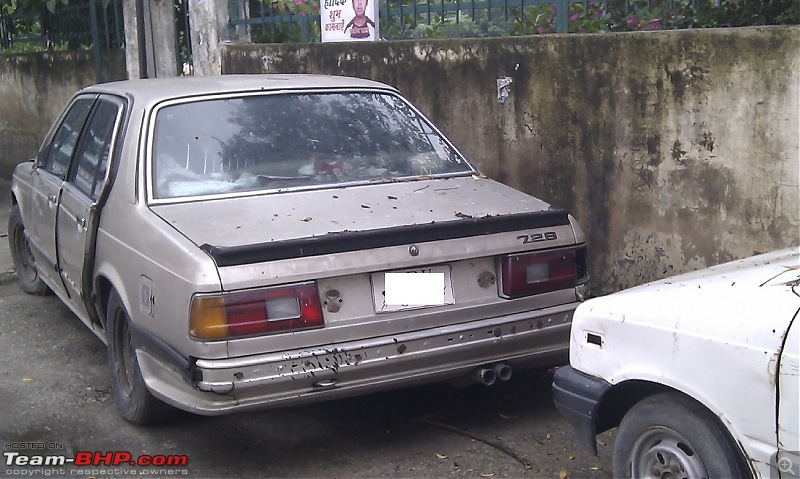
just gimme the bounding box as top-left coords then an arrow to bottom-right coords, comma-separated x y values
189,296 -> 230,340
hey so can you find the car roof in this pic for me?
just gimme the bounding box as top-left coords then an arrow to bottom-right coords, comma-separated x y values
81,74 -> 398,104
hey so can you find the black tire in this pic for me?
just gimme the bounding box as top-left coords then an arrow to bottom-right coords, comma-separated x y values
107,290 -> 174,424
8,204 -> 48,295
613,392 -> 750,479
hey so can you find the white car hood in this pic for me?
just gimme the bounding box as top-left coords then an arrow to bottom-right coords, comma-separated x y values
575,247 -> 800,356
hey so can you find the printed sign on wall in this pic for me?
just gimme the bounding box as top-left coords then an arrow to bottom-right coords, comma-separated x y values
321,0 -> 379,42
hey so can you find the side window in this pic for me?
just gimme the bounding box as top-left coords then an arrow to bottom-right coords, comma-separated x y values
71,100 -> 122,200
44,99 -> 94,179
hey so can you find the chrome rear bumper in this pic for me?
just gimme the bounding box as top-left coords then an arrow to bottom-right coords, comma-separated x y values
137,302 -> 576,415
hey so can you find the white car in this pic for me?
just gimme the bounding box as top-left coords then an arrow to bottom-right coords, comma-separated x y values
553,248 -> 799,478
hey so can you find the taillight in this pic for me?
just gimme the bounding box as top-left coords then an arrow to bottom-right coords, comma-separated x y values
499,246 -> 589,299
189,282 -> 324,340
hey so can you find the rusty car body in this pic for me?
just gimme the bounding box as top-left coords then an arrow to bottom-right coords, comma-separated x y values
9,75 -> 589,423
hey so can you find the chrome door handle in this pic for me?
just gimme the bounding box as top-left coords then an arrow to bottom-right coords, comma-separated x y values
48,195 -> 57,204
76,216 -> 86,228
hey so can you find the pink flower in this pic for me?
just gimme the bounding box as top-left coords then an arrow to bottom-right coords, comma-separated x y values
549,4 -> 557,12
569,12 -> 580,22
626,13 -> 637,27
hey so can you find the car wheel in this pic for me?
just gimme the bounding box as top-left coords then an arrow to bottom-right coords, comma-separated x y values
8,205 -> 48,295
613,392 -> 749,479
107,290 -> 174,424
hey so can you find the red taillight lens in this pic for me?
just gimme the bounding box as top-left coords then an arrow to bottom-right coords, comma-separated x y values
500,248 -> 580,298
190,282 -> 324,340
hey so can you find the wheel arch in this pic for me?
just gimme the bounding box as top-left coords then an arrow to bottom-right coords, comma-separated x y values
599,380 -> 754,477
94,274 -> 114,331
92,266 -> 134,334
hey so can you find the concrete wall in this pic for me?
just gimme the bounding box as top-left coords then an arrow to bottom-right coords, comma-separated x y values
222,26 -> 800,294
0,28 -> 796,294
0,50 -> 127,179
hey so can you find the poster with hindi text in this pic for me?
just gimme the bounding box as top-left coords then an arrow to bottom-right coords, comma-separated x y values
321,0 -> 379,42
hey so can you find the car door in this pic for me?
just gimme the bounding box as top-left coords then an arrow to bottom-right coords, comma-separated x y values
778,309 -> 799,478
57,95 -> 125,320
28,95 -> 96,292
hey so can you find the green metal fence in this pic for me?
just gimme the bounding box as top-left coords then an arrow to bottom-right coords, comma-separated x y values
0,0 -> 124,52
1,0 -> 125,82
231,0 -> 799,43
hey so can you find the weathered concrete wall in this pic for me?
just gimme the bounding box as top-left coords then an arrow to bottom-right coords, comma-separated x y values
0,51 -> 127,179
223,27 -> 800,294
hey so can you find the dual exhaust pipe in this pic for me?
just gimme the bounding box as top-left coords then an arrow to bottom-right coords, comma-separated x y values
470,362 -> 512,386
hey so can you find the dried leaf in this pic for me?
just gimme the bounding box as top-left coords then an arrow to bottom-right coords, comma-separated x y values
300,217 -> 312,222
435,453 -> 448,460
568,455 -> 575,460
480,473 -> 495,478
559,470 -> 569,479
22,377 -> 33,382
546,433 -> 552,440
361,204 -> 371,209
387,195 -> 397,200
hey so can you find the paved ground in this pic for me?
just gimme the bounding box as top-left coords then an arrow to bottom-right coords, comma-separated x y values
0,179 -> 616,478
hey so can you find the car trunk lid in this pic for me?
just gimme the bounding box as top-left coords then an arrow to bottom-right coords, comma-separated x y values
150,176 -> 571,270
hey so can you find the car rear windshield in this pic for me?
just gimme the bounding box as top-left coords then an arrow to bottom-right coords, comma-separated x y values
150,91 -> 474,200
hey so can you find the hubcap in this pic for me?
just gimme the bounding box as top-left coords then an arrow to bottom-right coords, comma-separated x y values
628,426 -> 708,479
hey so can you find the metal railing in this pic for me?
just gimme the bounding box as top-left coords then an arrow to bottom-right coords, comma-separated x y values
0,0 -> 124,52
230,0 -> 797,43
231,0 -> 579,43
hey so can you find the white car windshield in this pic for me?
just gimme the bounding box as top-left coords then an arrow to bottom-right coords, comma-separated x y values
150,91 -> 474,200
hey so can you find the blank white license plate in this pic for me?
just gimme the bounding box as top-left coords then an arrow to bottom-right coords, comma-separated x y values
372,265 -> 455,313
